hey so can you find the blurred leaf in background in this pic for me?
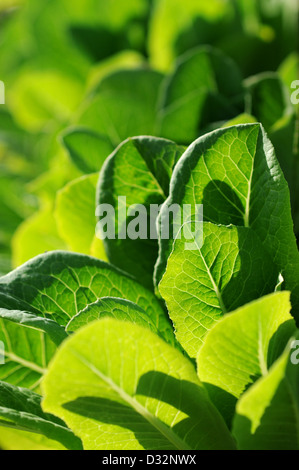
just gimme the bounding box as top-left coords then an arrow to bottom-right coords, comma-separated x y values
0,0 -> 298,277
149,0 -> 298,75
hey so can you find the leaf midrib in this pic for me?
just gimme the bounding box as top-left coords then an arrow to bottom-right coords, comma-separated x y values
70,348 -> 191,450
198,248 -> 227,314
4,352 -> 46,375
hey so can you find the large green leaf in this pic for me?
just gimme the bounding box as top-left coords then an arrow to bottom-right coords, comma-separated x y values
77,69 -> 164,148
67,297 -> 158,334
159,223 -> 278,358
157,46 -> 244,143
42,318 -> 235,450
0,381 -> 82,450
197,292 -> 296,426
233,333 -> 299,450
155,124 -> 299,320
97,136 -> 185,288
0,251 -> 174,344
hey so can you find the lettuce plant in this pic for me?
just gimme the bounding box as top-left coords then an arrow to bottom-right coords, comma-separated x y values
0,1 -> 298,450
3,43 -> 297,271
0,123 -> 298,450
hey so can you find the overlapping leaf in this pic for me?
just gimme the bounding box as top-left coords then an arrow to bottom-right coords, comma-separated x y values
157,46 -> 244,143
67,297 -> 158,334
233,333 -> 299,450
0,381 -> 82,450
77,69 -> 164,147
0,313 -> 57,391
61,128 -> 114,174
155,124 -> 299,320
197,292 -> 296,426
0,251 -> 174,344
159,223 -> 278,358
42,318 -> 236,450
244,73 -> 292,132
55,173 -> 106,257
97,136 -> 185,288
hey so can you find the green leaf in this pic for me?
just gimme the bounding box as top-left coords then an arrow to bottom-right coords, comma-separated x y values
0,381 -> 82,450
77,69 -> 164,148
67,297 -> 158,334
0,312 -> 58,390
97,136 -> 185,288
86,50 -> 145,91
26,156 -> 81,206
222,113 -> 257,127
244,73 -> 292,131
42,318 -> 236,450
12,205 -> 66,268
148,0 -> 231,72
0,309 -> 67,346
61,127 -> 114,174
10,70 -> 84,132
0,251 -> 174,344
233,334 -> 299,450
0,0 -> 148,82
157,46 -> 244,144
155,124 -> 299,320
197,292 -> 296,426
55,173 -> 107,257
0,108 -> 37,158
159,222 -> 278,359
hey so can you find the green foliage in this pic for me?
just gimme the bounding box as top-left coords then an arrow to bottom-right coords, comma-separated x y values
61,128 -> 114,174
97,136 -> 185,288
55,173 -> 102,256
155,124 -> 299,319
0,251 -> 173,343
0,381 -> 82,450
66,297 -> 158,334
0,0 -> 298,451
77,69 -> 164,147
197,292 -> 296,426
42,318 -> 236,450
157,46 -> 244,143
159,222 -> 278,358
233,333 -> 299,450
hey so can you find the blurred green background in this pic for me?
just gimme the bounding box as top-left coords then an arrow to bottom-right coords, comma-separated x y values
0,0 -> 298,277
